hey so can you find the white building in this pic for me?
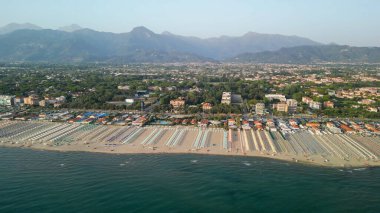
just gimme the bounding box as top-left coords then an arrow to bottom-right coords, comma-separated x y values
0,95 -> 14,106
255,103 -> 266,115
118,85 -> 130,90
125,99 -> 135,104
265,94 -> 286,102
221,92 -> 231,105
309,101 -> 322,110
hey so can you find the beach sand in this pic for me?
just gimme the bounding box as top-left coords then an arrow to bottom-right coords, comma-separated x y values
0,121 -> 379,168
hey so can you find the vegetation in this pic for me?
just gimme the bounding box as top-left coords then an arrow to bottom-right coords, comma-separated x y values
0,63 -> 378,119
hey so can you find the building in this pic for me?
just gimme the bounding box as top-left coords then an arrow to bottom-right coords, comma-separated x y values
135,90 -> 149,98
326,122 -> 342,134
166,86 -> 176,91
273,102 -> 288,112
132,116 -> 147,127
306,122 -> 320,128
221,92 -> 231,105
24,95 -> 39,106
148,86 -> 162,91
254,120 -> 263,130
39,100 -> 47,107
227,118 -> 236,126
323,101 -> 335,108
265,94 -> 286,102
309,101 -> 322,110
286,99 -> 298,107
351,123 -> 363,132
289,119 -> 298,126
55,96 -> 66,103
202,102 -> 212,111
13,97 -> 23,105
359,99 -> 376,105
255,103 -> 266,115
327,90 -> 336,96
289,119 -> 299,129
125,99 -> 135,104
365,124 -> 379,132
367,107 -> 379,112
0,95 -> 14,106
241,120 -> 250,129
199,119 -> 209,127
359,87 -> 379,94
117,85 -> 130,91
302,96 -> 313,104
53,102 -> 63,108
340,124 -> 355,134
303,97 -> 322,110
266,119 -> 276,131
286,99 -> 298,113
170,97 -> 185,108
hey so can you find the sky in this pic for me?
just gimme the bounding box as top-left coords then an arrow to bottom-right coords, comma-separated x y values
1,0 -> 379,46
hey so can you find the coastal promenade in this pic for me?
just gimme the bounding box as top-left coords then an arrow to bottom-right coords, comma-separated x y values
0,120 -> 379,167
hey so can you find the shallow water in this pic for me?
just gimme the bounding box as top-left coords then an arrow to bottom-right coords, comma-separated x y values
0,147 -> 379,213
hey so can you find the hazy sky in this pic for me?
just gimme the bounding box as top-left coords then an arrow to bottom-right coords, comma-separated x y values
1,0 -> 379,46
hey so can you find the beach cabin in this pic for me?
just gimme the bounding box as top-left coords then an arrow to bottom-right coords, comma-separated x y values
254,120 -> 263,130
340,124 -> 355,134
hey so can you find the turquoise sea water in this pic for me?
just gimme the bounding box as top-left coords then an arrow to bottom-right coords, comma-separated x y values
0,147 -> 379,213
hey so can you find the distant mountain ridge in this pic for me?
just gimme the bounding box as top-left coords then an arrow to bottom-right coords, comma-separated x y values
0,27 -> 216,63
0,23 -> 322,63
228,45 -> 380,64
0,23 -> 42,34
159,30 -> 321,59
58,24 -> 83,32
0,23 -> 379,63
0,23 -> 84,34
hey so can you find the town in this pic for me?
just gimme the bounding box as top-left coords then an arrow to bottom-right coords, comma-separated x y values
0,63 -> 379,167
0,63 -> 379,117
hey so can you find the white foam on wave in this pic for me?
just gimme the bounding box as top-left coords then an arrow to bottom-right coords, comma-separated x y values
243,162 -> 251,166
353,168 -> 366,171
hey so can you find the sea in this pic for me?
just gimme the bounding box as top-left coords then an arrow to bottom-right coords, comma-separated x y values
0,147 -> 379,213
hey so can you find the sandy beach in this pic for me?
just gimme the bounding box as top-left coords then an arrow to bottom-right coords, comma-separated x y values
0,120 -> 379,168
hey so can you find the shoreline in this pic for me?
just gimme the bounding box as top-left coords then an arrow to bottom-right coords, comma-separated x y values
0,120 -> 379,168
1,143 -> 378,168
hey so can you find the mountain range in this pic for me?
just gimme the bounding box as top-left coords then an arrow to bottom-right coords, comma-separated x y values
229,45 -> 380,64
0,23 -> 379,63
0,23 -> 42,35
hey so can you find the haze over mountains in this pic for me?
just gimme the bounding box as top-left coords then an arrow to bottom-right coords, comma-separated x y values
0,23 -> 42,35
229,45 -> 380,64
0,23 -> 379,64
57,24 -> 83,32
